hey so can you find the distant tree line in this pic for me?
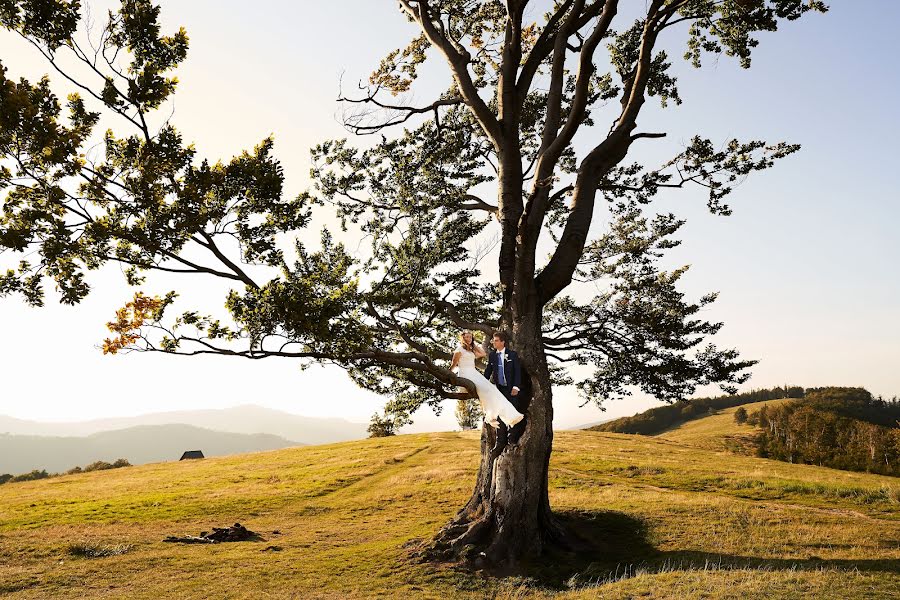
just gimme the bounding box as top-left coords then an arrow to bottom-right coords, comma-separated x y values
590,386 -> 805,435
0,459 -> 131,485
746,388 -> 900,476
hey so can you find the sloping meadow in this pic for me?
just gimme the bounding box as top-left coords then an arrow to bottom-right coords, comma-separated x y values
0,429 -> 897,599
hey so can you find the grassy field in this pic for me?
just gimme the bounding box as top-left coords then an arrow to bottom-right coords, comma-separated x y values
1,400 -> 898,599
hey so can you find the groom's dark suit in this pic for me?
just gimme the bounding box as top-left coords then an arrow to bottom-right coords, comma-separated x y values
483,346 -> 528,452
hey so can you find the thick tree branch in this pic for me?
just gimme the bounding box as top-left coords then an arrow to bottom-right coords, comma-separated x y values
400,0 -> 503,145
498,1 -> 525,135
460,194 -> 498,213
536,1 -> 668,304
435,300 -> 496,338
516,0 -> 576,101
136,332 -> 479,396
519,0 -> 617,277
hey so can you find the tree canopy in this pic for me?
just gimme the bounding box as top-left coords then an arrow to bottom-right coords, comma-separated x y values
1,0 -> 825,423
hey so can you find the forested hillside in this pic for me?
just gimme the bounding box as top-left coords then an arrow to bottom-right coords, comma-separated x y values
746,388 -> 900,476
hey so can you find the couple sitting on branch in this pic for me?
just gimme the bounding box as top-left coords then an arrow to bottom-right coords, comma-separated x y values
450,330 -> 528,457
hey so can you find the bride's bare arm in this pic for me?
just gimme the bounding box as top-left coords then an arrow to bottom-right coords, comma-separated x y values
473,346 -> 487,359
450,351 -> 461,372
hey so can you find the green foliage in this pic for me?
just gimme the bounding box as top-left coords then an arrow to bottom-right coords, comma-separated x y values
106,0 -> 188,111
225,231 -> 367,352
734,406 -> 748,424
609,19 -> 682,108
681,0 -> 829,69
593,385 -> 804,434
545,202 -> 762,403
455,397 -> 483,430
799,387 -> 900,427
367,412 -> 399,438
0,61 -> 99,304
0,0 -> 81,50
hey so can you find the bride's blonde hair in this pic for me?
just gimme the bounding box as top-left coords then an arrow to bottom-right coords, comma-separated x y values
458,330 -> 477,353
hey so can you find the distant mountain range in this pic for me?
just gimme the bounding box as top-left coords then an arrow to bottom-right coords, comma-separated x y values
0,424 -> 301,474
0,404 -> 610,474
0,405 -> 371,474
0,404 -> 369,444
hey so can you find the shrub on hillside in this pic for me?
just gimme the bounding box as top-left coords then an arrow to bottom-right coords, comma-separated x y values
84,461 -> 113,472
368,413 -> 398,438
67,458 -> 131,474
10,469 -> 51,482
734,407 -> 748,424
1,459 -> 133,483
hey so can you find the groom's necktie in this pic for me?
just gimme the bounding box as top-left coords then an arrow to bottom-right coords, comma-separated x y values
497,352 -> 507,386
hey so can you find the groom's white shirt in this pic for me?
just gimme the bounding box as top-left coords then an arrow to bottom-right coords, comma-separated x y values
496,347 -> 519,393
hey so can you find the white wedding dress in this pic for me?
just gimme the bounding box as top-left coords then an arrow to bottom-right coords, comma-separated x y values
454,345 -> 524,429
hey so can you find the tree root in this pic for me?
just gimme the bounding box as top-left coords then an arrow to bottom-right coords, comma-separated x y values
416,512 -> 489,562
415,507 -> 578,568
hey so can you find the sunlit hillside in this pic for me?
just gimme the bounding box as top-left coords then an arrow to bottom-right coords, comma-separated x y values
1,417 -> 898,599
655,398 -> 795,452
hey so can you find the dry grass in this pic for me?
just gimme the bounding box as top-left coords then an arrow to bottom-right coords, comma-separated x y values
0,416 -> 897,599
656,398 -> 794,451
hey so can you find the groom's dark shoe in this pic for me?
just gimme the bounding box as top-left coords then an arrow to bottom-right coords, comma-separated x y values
507,416 -> 527,446
490,421 -> 508,458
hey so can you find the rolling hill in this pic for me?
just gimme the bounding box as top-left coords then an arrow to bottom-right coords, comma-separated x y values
598,387 -> 900,477
1,409 -> 898,598
654,398 -> 796,452
589,386 -> 806,436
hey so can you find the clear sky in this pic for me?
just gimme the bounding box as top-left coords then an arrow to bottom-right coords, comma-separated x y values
1,1 -> 897,430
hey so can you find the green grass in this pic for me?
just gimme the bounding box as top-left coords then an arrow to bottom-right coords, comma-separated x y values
0,417 -> 898,599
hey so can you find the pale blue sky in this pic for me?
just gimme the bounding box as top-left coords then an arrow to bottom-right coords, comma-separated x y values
0,1 -> 897,429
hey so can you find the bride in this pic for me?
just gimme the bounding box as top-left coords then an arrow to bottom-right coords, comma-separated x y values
450,330 -> 524,430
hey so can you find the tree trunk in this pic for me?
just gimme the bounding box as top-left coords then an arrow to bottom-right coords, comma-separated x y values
423,123 -> 567,567
425,313 -> 568,566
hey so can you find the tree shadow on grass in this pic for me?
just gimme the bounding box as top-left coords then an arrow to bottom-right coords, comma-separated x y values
515,509 -> 656,587
518,509 -> 900,590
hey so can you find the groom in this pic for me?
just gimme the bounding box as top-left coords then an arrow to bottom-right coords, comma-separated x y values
483,331 -> 528,455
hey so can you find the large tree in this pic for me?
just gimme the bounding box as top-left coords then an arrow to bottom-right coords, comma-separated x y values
0,0 -> 825,565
